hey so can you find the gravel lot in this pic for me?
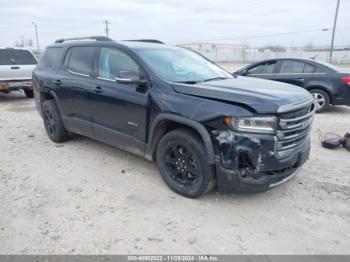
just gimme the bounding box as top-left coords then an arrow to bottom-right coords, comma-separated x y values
0,90 -> 349,255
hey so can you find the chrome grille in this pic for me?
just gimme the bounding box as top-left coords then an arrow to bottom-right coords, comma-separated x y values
277,103 -> 315,152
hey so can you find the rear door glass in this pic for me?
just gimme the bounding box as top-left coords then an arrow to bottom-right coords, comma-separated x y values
280,60 -> 316,74
66,47 -> 95,75
304,63 -> 316,73
0,49 -> 37,65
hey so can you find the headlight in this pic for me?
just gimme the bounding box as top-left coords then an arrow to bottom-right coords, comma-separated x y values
224,116 -> 277,134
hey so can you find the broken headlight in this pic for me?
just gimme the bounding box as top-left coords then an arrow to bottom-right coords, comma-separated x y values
225,116 -> 277,134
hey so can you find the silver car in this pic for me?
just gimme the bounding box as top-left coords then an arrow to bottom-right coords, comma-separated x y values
0,48 -> 38,98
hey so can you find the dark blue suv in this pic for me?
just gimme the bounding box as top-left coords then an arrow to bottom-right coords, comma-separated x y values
33,36 -> 315,198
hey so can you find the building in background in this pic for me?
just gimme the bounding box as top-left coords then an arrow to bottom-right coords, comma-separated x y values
180,43 -> 350,65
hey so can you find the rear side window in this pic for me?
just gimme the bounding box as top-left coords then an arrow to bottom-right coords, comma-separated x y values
0,49 -> 37,65
38,47 -> 63,68
66,47 -> 95,75
304,63 -> 316,73
280,61 -> 305,73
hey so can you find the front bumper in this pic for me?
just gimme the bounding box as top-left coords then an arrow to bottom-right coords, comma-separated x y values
213,130 -> 310,193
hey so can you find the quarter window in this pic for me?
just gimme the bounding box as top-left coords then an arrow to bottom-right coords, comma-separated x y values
99,48 -> 142,80
38,47 -> 63,68
247,61 -> 277,74
66,47 -> 95,75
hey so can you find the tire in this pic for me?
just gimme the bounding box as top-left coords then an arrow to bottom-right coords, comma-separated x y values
156,128 -> 216,198
42,100 -> 69,143
24,89 -> 34,98
310,89 -> 330,113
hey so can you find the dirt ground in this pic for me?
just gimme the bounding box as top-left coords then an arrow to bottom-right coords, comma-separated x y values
0,90 -> 349,255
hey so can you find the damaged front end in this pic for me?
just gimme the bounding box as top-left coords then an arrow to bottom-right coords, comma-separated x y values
211,103 -> 315,193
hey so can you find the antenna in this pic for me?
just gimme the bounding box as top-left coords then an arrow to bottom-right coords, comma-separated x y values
103,20 -> 111,37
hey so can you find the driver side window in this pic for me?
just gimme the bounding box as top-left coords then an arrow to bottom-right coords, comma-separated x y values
99,48 -> 143,80
247,61 -> 277,75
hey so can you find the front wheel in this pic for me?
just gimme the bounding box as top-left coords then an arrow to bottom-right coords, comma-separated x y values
310,89 -> 330,113
156,128 -> 215,198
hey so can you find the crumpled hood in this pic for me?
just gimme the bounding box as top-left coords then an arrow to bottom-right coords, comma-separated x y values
172,76 -> 313,113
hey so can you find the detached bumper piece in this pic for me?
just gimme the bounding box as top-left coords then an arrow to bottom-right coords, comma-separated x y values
216,162 -> 302,194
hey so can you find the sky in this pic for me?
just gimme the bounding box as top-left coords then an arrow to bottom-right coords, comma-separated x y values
0,0 -> 349,49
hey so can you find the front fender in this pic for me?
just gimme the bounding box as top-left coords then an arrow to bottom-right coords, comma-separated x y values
146,113 -> 216,164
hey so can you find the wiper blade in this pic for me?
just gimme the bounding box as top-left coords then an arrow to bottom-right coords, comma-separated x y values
202,77 -> 229,82
175,80 -> 198,84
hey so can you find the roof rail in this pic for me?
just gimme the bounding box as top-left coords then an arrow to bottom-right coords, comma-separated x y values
54,36 -> 113,44
124,39 -> 164,44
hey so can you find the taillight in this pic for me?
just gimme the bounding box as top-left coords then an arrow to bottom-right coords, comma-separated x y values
341,76 -> 350,85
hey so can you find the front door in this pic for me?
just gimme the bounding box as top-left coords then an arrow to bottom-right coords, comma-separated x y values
90,47 -> 149,156
246,60 -> 278,80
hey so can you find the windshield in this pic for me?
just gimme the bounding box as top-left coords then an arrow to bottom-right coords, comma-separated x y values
135,47 -> 232,83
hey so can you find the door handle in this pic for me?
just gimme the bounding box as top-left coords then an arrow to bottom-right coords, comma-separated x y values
52,79 -> 62,86
93,86 -> 103,94
11,66 -> 20,70
297,78 -> 305,82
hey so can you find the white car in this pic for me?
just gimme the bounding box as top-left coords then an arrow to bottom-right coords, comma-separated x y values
0,48 -> 38,98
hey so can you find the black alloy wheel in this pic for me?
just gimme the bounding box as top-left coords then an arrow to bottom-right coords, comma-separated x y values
156,128 -> 215,198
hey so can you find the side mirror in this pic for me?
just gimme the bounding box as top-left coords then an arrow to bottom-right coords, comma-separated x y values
115,71 -> 147,86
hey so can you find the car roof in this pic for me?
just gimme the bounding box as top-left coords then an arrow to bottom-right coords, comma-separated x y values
256,57 -> 317,63
0,47 -> 33,51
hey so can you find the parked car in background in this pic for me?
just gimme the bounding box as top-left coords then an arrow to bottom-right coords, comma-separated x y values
33,36 -> 315,198
0,48 -> 37,98
233,58 -> 350,112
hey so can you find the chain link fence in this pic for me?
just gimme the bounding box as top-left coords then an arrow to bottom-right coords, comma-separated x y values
181,43 -> 350,65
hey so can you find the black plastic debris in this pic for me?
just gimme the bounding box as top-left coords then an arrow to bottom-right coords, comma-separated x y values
319,132 -> 350,151
343,133 -> 350,152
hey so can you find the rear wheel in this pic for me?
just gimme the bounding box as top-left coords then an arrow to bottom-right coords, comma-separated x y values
310,89 -> 330,113
24,89 -> 34,98
42,100 -> 69,143
156,128 -> 215,198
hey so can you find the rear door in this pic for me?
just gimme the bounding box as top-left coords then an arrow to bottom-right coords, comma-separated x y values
272,59 -> 317,87
53,46 -> 97,137
245,60 -> 278,80
0,49 -> 37,81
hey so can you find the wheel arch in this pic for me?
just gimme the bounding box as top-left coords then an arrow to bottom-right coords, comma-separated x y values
146,114 -> 216,165
38,89 -> 64,115
306,85 -> 333,104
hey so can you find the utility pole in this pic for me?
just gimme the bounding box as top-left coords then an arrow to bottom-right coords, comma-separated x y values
104,19 -> 111,37
21,36 -> 24,47
32,21 -> 40,52
330,0 -> 340,63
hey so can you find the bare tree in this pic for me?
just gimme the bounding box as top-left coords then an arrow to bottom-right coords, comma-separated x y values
258,45 -> 286,52
25,38 -> 33,47
304,41 -> 315,51
14,40 -> 23,47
